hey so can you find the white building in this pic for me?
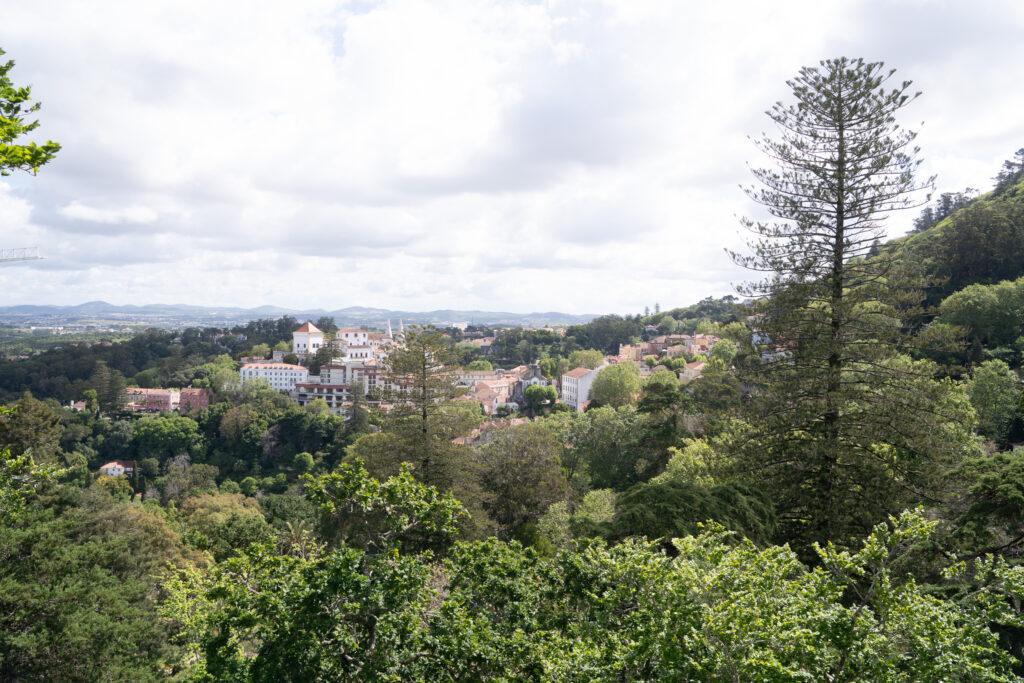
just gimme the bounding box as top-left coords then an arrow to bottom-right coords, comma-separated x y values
292,322 -> 324,358
336,328 -> 368,346
342,345 -> 374,361
560,366 -> 600,412
240,362 -> 309,392
317,361 -> 386,396
294,382 -> 352,415
319,364 -> 347,386
99,460 -> 135,477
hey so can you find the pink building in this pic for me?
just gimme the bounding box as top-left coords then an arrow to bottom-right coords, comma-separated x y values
123,387 -> 178,412
123,387 -> 214,413
179,387 -> 213,413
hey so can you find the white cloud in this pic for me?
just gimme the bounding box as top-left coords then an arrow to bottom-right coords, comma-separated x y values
1,0 -> 1022,314
0,183 -> 33,230
59,201 -> 159,224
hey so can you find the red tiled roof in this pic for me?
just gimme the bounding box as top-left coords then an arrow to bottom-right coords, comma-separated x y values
564,367 -> 592,379
100,460 -> 135,470
294,322 -> 323,334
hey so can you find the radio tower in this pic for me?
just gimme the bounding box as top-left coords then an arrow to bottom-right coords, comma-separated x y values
0,247 -> 43,263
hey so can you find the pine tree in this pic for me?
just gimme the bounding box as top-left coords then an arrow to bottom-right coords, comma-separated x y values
366,325 -> 492,537
89,360 -> 126,414
732,58 -> 975,550
372,326 -> 480,487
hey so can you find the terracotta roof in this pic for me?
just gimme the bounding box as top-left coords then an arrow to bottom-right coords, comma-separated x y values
100,460 -> 134,470
294,322 -> 323,334
468,385 -> 500,401
564,367 -> 592,379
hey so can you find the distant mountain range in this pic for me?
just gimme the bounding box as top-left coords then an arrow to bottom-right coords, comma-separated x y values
0,301 -> 599,328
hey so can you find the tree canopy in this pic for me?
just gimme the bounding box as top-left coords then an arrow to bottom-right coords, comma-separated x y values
0,48 -> 60,175
589,361 -> 641,408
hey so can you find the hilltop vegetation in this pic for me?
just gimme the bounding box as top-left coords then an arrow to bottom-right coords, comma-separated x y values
886,147 -> 1024,307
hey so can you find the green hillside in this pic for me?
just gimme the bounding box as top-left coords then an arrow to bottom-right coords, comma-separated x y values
885,148 -> 1024,307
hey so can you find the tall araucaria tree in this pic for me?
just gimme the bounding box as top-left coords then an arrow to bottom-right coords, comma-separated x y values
360,326 -> 491,537
731,57 -> 977,551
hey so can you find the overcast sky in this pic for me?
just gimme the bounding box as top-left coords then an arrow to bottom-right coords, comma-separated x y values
2,0 -> 1023,315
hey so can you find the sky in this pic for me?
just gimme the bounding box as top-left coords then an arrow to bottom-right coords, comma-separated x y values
2,0 -> 1023,316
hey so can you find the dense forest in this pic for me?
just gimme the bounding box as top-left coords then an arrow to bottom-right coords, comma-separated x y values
5,56 -> 1024,680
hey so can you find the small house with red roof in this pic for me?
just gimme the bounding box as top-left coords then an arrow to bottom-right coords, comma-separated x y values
99,460 -> 136,477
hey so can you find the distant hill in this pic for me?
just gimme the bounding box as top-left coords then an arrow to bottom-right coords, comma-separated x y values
0,301 -> 599,329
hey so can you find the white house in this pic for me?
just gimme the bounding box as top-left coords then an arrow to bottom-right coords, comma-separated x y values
240,362 -> 309,392
292,322 -> 325,358
99,460 -> 135,477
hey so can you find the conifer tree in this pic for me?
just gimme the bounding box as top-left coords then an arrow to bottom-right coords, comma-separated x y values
369,326 -> 481,488
732,58 -> 975,550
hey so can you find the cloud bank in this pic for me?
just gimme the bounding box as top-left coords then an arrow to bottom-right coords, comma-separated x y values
1,0 -> 1022,314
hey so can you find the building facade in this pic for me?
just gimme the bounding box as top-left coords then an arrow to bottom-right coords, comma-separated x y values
123,387 -> 178,412
99,460 -> 135,477
292,322 -> 325,358
560,366 -> 600,412
294,382 -> 352,414
240,362 -> 309,392
179,387 -> 213,413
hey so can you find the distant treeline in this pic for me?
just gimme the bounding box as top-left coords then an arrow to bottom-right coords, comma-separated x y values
0,317 -> 302,403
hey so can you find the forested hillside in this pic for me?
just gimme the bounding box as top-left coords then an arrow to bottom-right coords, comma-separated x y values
890,147 -> 1024,307
5,58 -> 1024,680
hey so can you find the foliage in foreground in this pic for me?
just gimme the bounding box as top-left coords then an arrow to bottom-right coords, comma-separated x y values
0,487 -> 205,681
163,464 -> 1024,682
